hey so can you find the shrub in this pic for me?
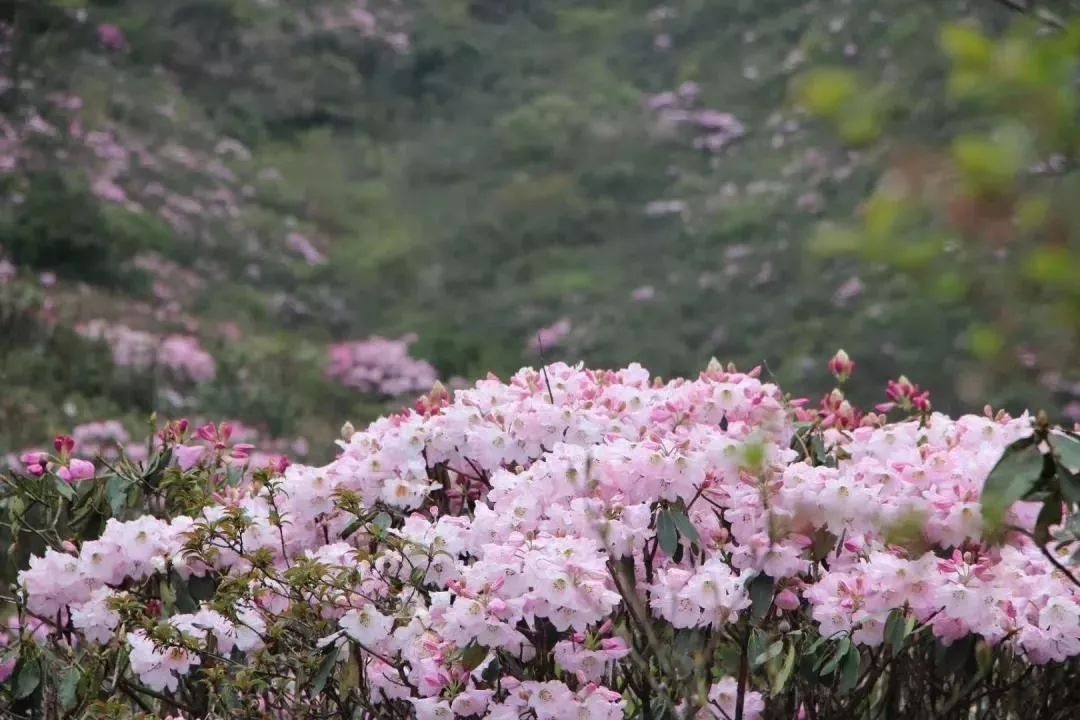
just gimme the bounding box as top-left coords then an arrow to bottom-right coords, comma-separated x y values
2,359 -> 1079,719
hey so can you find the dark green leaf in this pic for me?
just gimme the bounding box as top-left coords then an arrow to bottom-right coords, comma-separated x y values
884,609 -> 911,655
14,659 -> 41,700
58,667 -> 80,711
810,529 -> 838,562
1058,459 -> 1080,506
748,628 -> 768,669
310,645 -> 339,695
980,438 -> 1044,530
1034,499 -> 1063,545
940,635 -> 975,675
1051,431 -> 1080,474
656,509 -> 678,556
804,634 -> 829,658
818,638 -> 850,676
460,644 -> 488,672
339,517 -> 364,540
106,476 -> 132,515
481,654 -> 502,684
188,574 -> 216,602
748,573 -> 774,621
839,645 -> 861,692
670,501 -> 700,544
171,571 -> 197,613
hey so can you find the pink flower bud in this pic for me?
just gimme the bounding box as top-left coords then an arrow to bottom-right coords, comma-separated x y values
828,349 -> 855,382
775,589 -> 801,611
54,435 -> 75,455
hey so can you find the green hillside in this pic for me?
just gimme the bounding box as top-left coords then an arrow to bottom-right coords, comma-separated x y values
1,0 -> 1078,458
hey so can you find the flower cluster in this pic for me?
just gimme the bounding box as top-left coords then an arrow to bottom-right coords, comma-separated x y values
14,361 -> 1080,718
648,82 -> 746,153
76,319 -> 216,384
326,335 -> 438,397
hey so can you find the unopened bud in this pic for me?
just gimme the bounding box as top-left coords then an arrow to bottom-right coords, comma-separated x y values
429,380 -> 449,404
340,421 -> 356,441
827,349 -> 855,382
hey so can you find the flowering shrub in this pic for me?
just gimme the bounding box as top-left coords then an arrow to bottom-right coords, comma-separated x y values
2,358 -> 1079,718
76,320 -> 216,385
3,419 -> 307,478
326,335 -> 437,397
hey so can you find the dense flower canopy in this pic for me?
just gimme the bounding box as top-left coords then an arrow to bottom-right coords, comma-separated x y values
14,362 -> 1080,718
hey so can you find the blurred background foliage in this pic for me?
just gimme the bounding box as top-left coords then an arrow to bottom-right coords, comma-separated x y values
0,0 -> 1078,458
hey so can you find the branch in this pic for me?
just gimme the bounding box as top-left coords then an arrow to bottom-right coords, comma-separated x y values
989,0 -> 1067,30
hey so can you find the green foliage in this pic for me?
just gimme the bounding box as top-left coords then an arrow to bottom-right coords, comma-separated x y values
1,172 -> 146,290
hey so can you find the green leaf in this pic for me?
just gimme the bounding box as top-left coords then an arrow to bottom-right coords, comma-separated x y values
14,658 -> 41,700
460,644 -> 488,672
839,645 -> 861,693
1061,468 -> 1080,506
310,645 -> 339,695
1052,431 -> 1080,475
748,573 -> 774,621
339,517 -> 364,540
58,666 -> 80,711
980,438 -> 1044,531
884,609 -> 912,655
940,635 -> 975,675
52,474 -> 76,501
804,634 -> 829,658
170,571 -> 197,613
819,638 -> 850,676
1034,499 -> 1063,545
481,654 -> 503,684
656,509 -> 678,557
339,653 -> 361,696
754,640 -> 784,668
188,574 -> 216,602
7,494 -> 25,536
748,629 -> 768,669
771,642 -> 797,696
670,501 -> 700,544
373,511 -> 392,534
106,476 -> 133,515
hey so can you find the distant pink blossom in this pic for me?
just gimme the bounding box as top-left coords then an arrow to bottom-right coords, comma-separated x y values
97,24 -> 127,51
834,277 -> 864,306
529,319 -> 572,353
285,232 -> 327,265
327,336 -> 437,397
